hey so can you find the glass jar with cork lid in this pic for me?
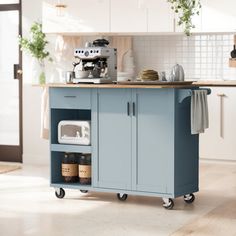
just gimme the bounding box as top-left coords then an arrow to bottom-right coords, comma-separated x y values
78,154 -> 91,185
61,152 -> 78,183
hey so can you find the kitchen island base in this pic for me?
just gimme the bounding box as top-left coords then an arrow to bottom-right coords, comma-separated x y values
54,187 -> 195,210
49,86 -> 208,209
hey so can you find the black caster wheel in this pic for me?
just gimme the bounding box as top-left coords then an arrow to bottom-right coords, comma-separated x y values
55,188 -> 65,199
117,193 -> 128,201
80,190 -> 88,193
162,198 -> 174,210
184,193 -> 195,204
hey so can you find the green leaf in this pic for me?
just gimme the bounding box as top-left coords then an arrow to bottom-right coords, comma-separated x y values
19,22 -> 52,63
168,0 -> 201,36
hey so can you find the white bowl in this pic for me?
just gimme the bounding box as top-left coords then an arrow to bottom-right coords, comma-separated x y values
117,76 -> 130,81
76,70 -> 89,78
118,72 -> 132,77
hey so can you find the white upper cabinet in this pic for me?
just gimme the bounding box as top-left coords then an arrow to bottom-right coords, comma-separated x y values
110,0 -> 147,32
201,0 -> 236,32
147,0 -> 174,32
110,0 -> 175,33
42,0 -> 110,33
42,0 -> 236,34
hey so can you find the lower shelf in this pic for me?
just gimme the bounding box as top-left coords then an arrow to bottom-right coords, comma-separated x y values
50,183 -> 198,199
51,144 -> 91,153
51,182 -> 92,190
51,183 -> 175,198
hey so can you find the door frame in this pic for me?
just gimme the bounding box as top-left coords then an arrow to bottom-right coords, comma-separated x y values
0,0 -> 22,162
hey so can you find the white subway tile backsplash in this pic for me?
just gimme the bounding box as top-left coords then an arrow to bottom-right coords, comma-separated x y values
133,33 -> 236,80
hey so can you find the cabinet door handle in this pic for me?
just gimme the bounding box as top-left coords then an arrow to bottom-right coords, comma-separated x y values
133,102 -> 135,116
217,93 -> 226,138
173,18 -> 176,32
64,95 -> 77,98
127,102 -> 130,116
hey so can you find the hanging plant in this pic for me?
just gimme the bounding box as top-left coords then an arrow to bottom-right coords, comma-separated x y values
167,0 -> 201,36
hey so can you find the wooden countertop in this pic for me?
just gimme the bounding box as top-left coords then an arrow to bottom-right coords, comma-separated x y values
45,83 -> 199,89
41,80 -> 236,88
47,84 -> 198,89
194,80 -> 236,86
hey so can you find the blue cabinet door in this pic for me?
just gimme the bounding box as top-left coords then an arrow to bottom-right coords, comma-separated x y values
96,89 -> 132,190
132,89 -> 175,194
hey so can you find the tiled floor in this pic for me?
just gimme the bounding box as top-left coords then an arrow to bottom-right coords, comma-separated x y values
0,161 -> 236,236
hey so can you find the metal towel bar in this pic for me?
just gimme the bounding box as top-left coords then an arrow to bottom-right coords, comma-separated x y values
178,88 -> 211,103
189,88 -> 211,96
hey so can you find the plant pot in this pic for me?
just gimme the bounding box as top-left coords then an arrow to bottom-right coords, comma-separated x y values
32,59 -> 46,85
39,64 -> 46,85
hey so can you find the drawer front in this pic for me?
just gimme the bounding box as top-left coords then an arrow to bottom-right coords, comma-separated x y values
50,88 -> 91,109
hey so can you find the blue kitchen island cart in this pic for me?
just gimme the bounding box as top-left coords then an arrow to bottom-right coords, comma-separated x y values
49,85 -> 210,209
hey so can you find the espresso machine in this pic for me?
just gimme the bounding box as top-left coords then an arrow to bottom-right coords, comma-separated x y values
73,39 -> 117,83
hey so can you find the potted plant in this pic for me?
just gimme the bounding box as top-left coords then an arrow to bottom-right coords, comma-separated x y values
19,22 -> 52,84
167,0 -> 201,36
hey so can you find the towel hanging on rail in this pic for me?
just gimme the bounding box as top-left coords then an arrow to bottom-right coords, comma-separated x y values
191,90 -> 209,134
40,87 -> 49,140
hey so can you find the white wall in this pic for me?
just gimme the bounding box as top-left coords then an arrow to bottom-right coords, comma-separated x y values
21,1 -> 236,165
133,34 -> 236,80
22,0 -> 49,165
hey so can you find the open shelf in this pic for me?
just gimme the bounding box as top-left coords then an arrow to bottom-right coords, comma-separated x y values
50,108 -> 91,145
51,182 -> 92,190
51,151 -> 92,186
51,144 -> 91,153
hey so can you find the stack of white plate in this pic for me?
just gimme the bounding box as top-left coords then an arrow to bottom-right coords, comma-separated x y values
117,72 -> 133,81
123,49 -> 135,76
117,49 -> 135,81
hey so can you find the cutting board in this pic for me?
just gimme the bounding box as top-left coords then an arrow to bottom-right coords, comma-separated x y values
110,36 -> 132,72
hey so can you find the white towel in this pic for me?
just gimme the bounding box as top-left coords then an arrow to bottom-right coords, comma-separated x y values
40,87 -> 49,139
191,90 -> 209,134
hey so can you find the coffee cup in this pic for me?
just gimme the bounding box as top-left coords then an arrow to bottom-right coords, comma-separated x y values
65,71 -> 75,84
